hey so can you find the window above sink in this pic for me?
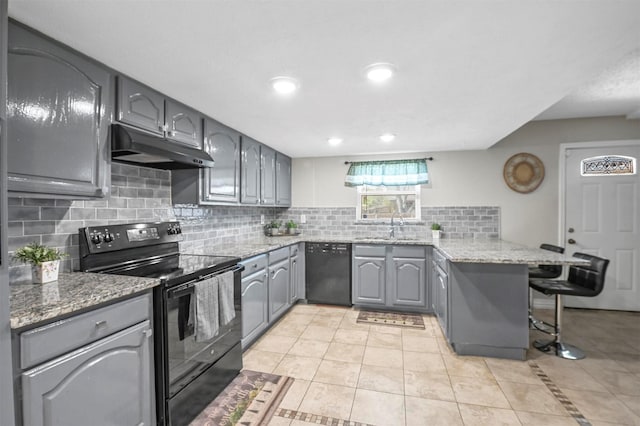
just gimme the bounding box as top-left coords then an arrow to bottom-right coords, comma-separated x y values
356,185 -> 421,222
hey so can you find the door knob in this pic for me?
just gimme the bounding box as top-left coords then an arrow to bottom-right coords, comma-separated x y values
568,238 -> 576,244
568,228 -> 574,233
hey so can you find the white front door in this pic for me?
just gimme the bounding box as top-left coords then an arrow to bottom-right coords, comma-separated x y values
563,142 -> 640,311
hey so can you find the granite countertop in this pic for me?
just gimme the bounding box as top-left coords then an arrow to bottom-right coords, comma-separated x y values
10,273 -> 159,330
10,236 -> 584,330
200,236 -> 587,266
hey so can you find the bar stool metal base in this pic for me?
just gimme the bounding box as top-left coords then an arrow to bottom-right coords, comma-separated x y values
533,339 -> 585,360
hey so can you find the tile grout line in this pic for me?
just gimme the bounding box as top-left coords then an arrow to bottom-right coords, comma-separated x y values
275,408 -> 374,426
528,361 -> 592,426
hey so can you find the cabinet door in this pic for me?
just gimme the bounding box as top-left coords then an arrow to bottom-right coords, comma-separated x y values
201,118 -> 240,204
353,256 -> 386,305
269,258 -> 290,321
116,76 -> 164,135
7,22 -> 111,198
275,153 -> 292,206
22,321 -> 154,426
436,266 -> 448,336
390,257 -> 427,308
241,269 -> 268,349
261,145 -> 276,205
290,253 -> 299,303
241,136 -> 261,204
165,99 -> 203,148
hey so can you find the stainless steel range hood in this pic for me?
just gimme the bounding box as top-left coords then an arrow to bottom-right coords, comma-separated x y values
111,124 -> 214,170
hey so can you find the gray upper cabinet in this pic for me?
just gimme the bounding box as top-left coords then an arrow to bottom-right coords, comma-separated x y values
276,152 -> 292,207
201,118 -> 240,203
171,117 -> 241,205
116,76 -> 164,135
116,75 -> 202,148
260,145 -> 276,205
241,136 -> 261,205
7,21 -> 111,199
164,99 -> 202,148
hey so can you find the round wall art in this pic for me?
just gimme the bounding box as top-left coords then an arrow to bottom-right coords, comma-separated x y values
503,152 -> 545,193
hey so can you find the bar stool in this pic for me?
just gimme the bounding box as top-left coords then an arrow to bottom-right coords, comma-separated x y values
529,252 -> 609,360
528,244 -> 564,329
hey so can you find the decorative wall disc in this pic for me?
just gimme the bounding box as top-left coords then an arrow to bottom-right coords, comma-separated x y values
503,152 -> 545,193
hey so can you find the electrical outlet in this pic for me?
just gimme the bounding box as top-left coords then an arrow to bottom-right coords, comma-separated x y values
300,214 -> 306,224
260,214 -> 265,225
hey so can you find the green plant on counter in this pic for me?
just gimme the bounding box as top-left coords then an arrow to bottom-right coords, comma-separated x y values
285,220 -> 298,229
431,223 -> 441,231
268,220 -> 282,229
13,242 -> 67,266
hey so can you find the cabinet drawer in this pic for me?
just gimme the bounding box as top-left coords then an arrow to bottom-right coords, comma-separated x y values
392,246 -> 425,259
240,254 -> 268,279
269,247 -> 289,264
353,244 -> 386,257
433,248 -> 448,270
20,293 -> 150,369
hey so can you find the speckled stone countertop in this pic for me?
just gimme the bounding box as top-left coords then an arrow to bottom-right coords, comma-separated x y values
11,236 -> 584,330
196,236 -> 587,266
10,273 -> 159,330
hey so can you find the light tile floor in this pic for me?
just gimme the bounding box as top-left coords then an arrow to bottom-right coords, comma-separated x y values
242,304 -> 640,426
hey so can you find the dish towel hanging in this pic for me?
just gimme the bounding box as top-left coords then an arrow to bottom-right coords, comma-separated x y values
194,276 -> 220,342
218,271 -> 236,326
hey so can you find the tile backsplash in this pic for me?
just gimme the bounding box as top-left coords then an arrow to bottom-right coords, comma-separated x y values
8,163 -> 500,281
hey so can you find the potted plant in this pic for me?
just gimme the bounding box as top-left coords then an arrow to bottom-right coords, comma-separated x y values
13,242 -> 67,283
266,220 -> 282,236
285,220 -> 298,235
431,223 -> 442,240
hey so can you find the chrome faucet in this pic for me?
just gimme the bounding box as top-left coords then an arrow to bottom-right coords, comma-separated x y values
389,212 -> 405,238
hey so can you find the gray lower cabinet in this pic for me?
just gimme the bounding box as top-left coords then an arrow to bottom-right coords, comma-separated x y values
240,255 -> 268,349
353,245 -> 430,312
116,75 -> 202,149
275,153 -> 291,207
353,252 -> 386,306
17,293 -> 154,426
289,243 -> 305,303
172,117 -> 241,205
269,247 -> 290,321
7,21 -> 111,199
433,249 -> 449,337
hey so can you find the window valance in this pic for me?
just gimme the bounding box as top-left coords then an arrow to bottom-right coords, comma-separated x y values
344,159 -> 429,187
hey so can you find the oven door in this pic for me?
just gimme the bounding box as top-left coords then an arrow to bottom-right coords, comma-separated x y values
164,266 -> 243,398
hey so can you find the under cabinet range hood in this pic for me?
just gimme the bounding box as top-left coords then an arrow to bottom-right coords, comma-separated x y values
111,124 -> 214,170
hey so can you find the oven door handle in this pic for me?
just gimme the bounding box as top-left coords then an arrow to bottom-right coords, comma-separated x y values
166,264 -> 244,299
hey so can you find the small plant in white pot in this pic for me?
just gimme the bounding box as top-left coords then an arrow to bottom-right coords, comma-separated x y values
13,242 -> 67,284
265,220 -> 282,236
431,223 -> 442,240
285,220 -> 299,235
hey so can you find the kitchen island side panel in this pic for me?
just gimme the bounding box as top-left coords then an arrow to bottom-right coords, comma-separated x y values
448,262 -> 529,360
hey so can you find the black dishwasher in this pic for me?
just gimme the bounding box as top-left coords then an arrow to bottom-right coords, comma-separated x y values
305,243 -> 352,306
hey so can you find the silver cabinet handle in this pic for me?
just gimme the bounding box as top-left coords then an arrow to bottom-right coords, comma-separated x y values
568,239 -> 576,244
143,329 -> 153,338
95,320 -> 107,328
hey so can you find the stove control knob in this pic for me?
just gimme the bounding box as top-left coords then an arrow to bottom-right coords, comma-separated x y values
91,234 -> 103,244
167,228 -> 176,235
176,226 -> 182,234
103,233 -> 114,243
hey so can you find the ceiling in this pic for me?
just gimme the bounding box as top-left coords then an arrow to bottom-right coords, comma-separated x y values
8,1 -> 640,158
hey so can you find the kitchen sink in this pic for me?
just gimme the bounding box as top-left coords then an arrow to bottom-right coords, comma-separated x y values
353,236 -> 421,242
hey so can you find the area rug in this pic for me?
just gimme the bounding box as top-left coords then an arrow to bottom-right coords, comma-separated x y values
189,370 -> 294,426
356,310 -> 426,329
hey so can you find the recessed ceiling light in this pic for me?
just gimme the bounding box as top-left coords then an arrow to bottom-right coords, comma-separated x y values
380,133 -> 395,143
365,63 -> 396,82
271,76 -> 299,94
328,137 -> 343,146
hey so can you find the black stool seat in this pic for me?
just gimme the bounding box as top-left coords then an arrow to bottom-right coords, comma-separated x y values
528,244 -> 564,279
529,252 -> 609,360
